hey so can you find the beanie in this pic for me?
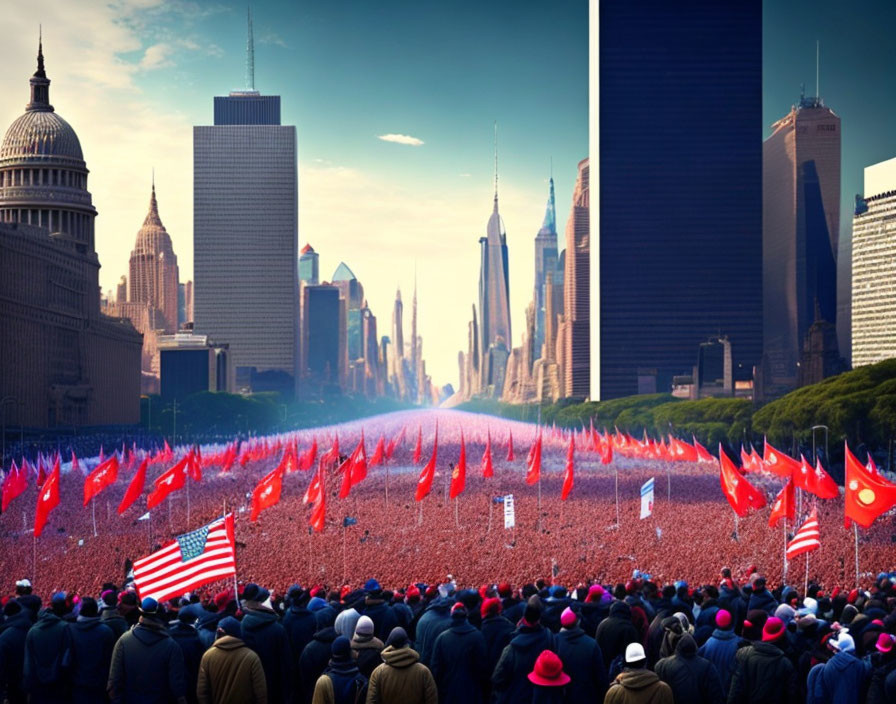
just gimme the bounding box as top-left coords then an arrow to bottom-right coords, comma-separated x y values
385,627 -> 409,648
331,636 -> 352,661
451,602 -> 468,619
715,609 -> 732,630
523,595 -> 543,624
217,616 -> 241,639
560,607 -> 577,628
481,597 -> 502,618
355,615 -> 374,636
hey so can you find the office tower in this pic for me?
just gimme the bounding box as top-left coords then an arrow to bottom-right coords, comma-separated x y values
302,284 -> 342,390
193,12 -> 298,395
533,177 -> 559,353
184,280 -> 193,325
763,86 -> 841,393
390,288 -> 407,399
361,303 -> 381,396
0,38 -> 142,427
561,158 -> 590,398
299,243 -> 320,285
595,0 -> 762,400
852,157 -> 896,367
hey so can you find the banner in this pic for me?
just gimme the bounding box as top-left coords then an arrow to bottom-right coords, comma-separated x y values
503,494 -> 515,529
640,478 -> 655,519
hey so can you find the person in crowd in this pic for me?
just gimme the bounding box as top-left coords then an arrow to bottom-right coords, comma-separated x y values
555,606 -> 608,702
431,602 -> 488,703
100,590 -> 130,641
727,616 -> 798,704
365,627 -> 437,704
23,592 -> 72,703
655,632 -> 724,704
0,600 -> 32,704
492,596 -> 556,704
697,609 -> 739,693
361,580 -> 398,642
867,633 -> 896,704
107,597 -> 188,704
596,600 -> 641,670
170,608 -> 205,704
241,584 -> 292,704
197,616 -> 267,704
300,612 -> 340,704
806,631 -> 872,704
311,636 -> 368,704
351,615 -> 385,679
67,596 -> 116,704
414,586 -> 454,667
604,642 -> 674,704
528,649 -> 571,703
283,586 -> 318,702
745,576 -> 777,615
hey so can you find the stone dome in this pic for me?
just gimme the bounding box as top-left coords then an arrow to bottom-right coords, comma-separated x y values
0,109 -> 84,162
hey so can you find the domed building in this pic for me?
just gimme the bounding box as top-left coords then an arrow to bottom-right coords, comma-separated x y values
0,38 -> 142,428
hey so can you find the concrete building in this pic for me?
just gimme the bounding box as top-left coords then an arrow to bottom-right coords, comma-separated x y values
852,157 -> 896,367
561,158 -> 590,398
301,284 -> 342,394
533,177 -> 559,355
0,39 -> 142,428
158,333 -> 230,401
299,243 -> 319,285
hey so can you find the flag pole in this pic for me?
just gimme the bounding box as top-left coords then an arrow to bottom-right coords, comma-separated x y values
454,497 -> 459,528
804,550 -> 810,597
537,477 -> 542,534
614,466 -> 620,528
734,513 -> 739,542
224,498 -> 240,611
187,480 -> 191,524
342,524 -> 347,583
92,500 -> 97,537
854,523 -> 860,587
782,519 -> 788,584
32,531 -> 36,585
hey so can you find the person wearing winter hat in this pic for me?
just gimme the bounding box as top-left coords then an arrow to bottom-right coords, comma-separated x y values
697,609 -> 739,694
23,591 -> 72,703
655,632 -> 724,704
595,600 -> 641,670
366,626 -> 437,704
480,595 -> 515,700
527,650 -> 570,703
728,615 -> 798,704
196,616 -> 266,704
65,596 -> 117,704
740,609 -> 769,642
867,633 -> 896,704
806,631 -> 871,704
311,635 -> 368,704
282,585 -> 317,701
99,589 -> 129,641
492,596 -> 556,704
605,643 -> 673,704
431,601 -> 488,704
351,615 -> 384,679
300,610 -> 342,704
362,579 -> 399,642
555,606 -> 608,702
240,584 -> 292,703
108,597 -> 188,704
170,607 -> 204,704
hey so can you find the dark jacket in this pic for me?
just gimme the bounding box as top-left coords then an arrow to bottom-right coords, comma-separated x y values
806,650 -> 872,704
542,597 -> 571,634
241,606 -> 292,704
604,668 -> 675,704
0,608 -> 32,704
413,599 -> 452,667
350,633 -> 384,680
23,610 -> 72,703
366,645 -> 437,704
430,619 -> 488,704
745,589 -> 777,616
312,658 -> 367,704
531,684 -> 569,703
362,600 -> 398,643
67,616 -> 116,703
196,635 -> 267,704
579,600 -> 610,638
101,607 -> 131,641
300,627 -> 339,704
867,654 -> 896,704
555,625 -> 608,702
596,602 -> 641,670
481,613 -> 515,683
654,634 -> 724,704
698,628 -> 739,694
107,615 -> 188,704
284,605 -> 319,703
727,641 -> 797,704
491,622 -> 556,704
170,621 -> 205,704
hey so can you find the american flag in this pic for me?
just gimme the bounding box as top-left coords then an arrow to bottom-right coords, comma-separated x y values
133,514 -> 236,603
786,508 -> 821,560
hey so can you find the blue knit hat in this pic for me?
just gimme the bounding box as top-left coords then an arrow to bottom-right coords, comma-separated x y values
217,616 -> 242,639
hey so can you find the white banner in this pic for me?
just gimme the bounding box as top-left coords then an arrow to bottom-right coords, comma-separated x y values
640,478 -> 655,519
503,494 -> 515,529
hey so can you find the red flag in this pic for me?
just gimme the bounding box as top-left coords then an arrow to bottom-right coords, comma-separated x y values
118,458 -> 148,514
693,437 -> 715,463
413,427 -> 423,464
162,440 -> 173,462
310,485 -> 326,533
337,456 -> 353,499
2,461 -> 27,512
277,443 -> 299,475
762,438 -> 800,478
303,459 -> 325,505
808,458 -> 839,500
322,436 -> 340,466
481,431 -> 494,478
450,432 -> 466,499
220,443 -> 236,473
71,451 -> 80,476
370,435 -> 386,466
670,436 -> 698,463
34,458 -> 61,537
98,446 -> 105,465
561,435 -> 574,500
415,426 -> 438,501
507,430 -> 515,462
740,446 -> 754,472
187,449 -> 202,482
84,455 -> 119,506
718,444 -> 766,516
250,466 -> 284,521
37,461 -> 47,489
350,432 -> 367,486
786,508 -> 821,560
525,434 -> 542,485
768,480 -> 795,528
600,435 -> 613,465
146,458 -> 188,510
844,442 -> 896,529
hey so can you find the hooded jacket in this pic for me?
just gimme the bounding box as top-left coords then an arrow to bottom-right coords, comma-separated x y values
23,610 -> 72,702
0,608 -> 32,703
170,620 -> 205,704
300,627 -> 339,704
697,628 -> 739,693
107,615 -> 188,704
101,607 -> 131,641
350,632 -> 384,679
480,613 -> 515,684
605,668 -> 675,704
556,625 -> 609,702
806,650 -> 872,704
491,622 -> 556,704
596,602 -> 641,670
366,645 -> 437,704
241,606 -> 292,704
197,634 -> 267,704
430,619 -> 488,704
745,588 -> 777,616
362,599 -> 398,642
413,598 -> 453,667
67,616 -> 116,701
727,640 -> 797,704
311,656 -> 367,704
654,633 -> 724,704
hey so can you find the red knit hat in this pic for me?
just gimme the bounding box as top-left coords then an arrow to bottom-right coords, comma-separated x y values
497,582 -> 512,598
715,610 -> 732,629
762,617 -> 786,642
847,589 -> 859,604
586,584 -> 605,602
528,650 -> 571,687
406,585 -> 421,600
876,633 -> 895,654
560,607 -> 578,628
213,590 -> 231,610
481,597 -> 502,618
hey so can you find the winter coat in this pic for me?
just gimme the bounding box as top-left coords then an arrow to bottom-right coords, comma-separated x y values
531,684 -> 569,703
491,622 -> 556,704
350,633 -> 385,679
170,621 -> 205,704
414,599 -> 452,667
654,634 -> 724,704
284,605 -> 319,702
196,634 -> 267,704
0,608 -> 32,704
107,616 -> 188,704
300,627 -> 340,704
543,597 -> 571,633
365,645 -> 437,704
806,650 -> 872,704
697,628 -> 739,694
101,607 -> 131,641
745,588 -> 777,616
335,609 -> 361,640
481,613 -> 515,684
556,625 -> 608,702
596,602 -> 641,670
197,612 -> 223,652
362,600 -> 398,642
604,668 -> 675,704
727,641 -> 797,704
430,619 -> 488,704
579,600 -> 610,638
311,659 -> 367,704
716,587 -> 746,631
241,606 -> 292,704
23,610 -> 72,703
867,655 -> 896,704
67,615 -> 116,703
694,601 -> 720,645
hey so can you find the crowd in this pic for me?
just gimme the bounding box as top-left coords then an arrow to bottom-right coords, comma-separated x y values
2,566 -> 896,704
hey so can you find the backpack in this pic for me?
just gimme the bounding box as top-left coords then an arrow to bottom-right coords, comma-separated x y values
328,670 -> 368,704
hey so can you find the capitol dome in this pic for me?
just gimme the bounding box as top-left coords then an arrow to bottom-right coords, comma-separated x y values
0,110 -> 83,162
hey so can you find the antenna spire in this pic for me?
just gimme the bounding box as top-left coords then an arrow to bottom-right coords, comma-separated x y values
493,121 -> 499,207
246,5 -> 255,91
815,40 -> 820,100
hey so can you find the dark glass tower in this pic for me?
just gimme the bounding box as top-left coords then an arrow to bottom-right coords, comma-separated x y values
596,0 -> 762,399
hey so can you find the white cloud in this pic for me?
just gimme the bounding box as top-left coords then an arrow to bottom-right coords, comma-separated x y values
258,31 -> 287,48
377,133 -> 424,147
139,43 -> 174,69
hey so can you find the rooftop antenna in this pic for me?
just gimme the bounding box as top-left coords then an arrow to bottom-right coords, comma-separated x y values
246,5 -> 255,91
815,40 -> 820,100
550,155 -> 553,181
493,121 -> 498,204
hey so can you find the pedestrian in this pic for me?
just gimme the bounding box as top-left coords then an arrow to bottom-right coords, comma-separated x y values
745,577 -> 777,616
492,596 -> 556,704
23,592 -> 72,703
596,600 -> 641,670
480,596 -> 515,695
806,631 -> 872,704
555,606 -> 609,702
655,633 -> 724,704
299,615 -> 340,704
697,609 -> 739,694
365,627 -> 437,704
311,636 -> 368,704
604,643 -> 674,704
170,608 -> 205,704
99,590 -> 130,641
196,616 -> 267,704
727,616 -> 798,704
283,587 -> 318,702
528,649 -> 571,703
413,590 -> 453,667
351,616 -> 384,679
868,633 -> 896,704
241,584 -> 292,704
66,596 -> 116,704
431,602 -> 488,704
361,580 -> 398,642
107,597 -> 188,704
0,600 -> 31,704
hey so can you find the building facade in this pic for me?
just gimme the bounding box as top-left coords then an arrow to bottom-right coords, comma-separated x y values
561,158 -> 590,398
533,178 -> 559,355
0,41 -> 142,428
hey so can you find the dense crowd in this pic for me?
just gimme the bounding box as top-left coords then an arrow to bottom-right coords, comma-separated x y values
2,566 -> 896,704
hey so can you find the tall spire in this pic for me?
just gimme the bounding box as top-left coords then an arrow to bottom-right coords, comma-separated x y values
143,176 -> 162,228
815,39 -> 820,100
27,27 -> 52,112
540,176 -> 556,234
493,121 -> 499,210
36,25 -> 45,77
246,5 -> 255,91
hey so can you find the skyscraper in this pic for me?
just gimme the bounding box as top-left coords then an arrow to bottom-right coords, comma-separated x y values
301,284 -> 341,392
763,90 -> 841,393
299,243 -> 319,285
193,12 -> 298,395
594,0 -> 762,400
533,177 -> 559,354
561,158 -> 590,398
